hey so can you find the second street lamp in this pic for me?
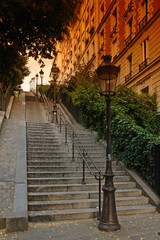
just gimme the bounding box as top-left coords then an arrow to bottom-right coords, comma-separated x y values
51,63 -> 60,123
96,55 -> 121,232
39,69 -> 44,96
35,73 -> 39,96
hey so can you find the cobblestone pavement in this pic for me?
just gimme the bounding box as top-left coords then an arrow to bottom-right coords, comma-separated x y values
0,94 -> 25,220
0,213 -> 159,240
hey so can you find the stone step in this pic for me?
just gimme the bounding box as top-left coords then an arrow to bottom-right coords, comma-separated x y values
27,182 -> 136,193
27,166 -> 122,172
28,205 -> 156,222
28,196 -> 149,211
27,170 -> 126,178
28,189 -> 143,201
27,156 -> 117,164
27,161 -> 78,167
27,143 -> 62,147
27,149 -> 69,154
27,153 -> 71,158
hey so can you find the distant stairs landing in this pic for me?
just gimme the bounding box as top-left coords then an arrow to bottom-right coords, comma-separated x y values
26,122 -> 156,222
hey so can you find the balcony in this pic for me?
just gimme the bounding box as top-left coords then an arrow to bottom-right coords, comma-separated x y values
109,24 -> 117,38
138,15 -> 147,32
85,38 -> 89,47
125,33 -> 132,46
89,27 -> 94,36
125,71 -> 132,82
90,5 -> 94,16
139,58 -> 149,72
123,0 -> 133,18
85,17 -> 89,27
98,42 -> 104,54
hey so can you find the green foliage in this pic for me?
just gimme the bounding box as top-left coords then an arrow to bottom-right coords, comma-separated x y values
0,0 -> 81,60
0,45 -> 30,89
61,67 -> 160,187
111,112 -> 160,185
112,86 -> 159,135
37,85 -> 50,96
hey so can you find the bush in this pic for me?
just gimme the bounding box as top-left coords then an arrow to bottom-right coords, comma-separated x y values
61,70 -> 160,187
111,112 -> 160,186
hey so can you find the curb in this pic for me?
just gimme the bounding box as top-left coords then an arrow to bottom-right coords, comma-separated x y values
119,162 -> 160,213
6,93 -> 28,232
5,96 -> 14,119
0,111 -> 5,131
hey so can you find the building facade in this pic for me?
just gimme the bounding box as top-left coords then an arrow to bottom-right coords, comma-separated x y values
56,0 -> 160,109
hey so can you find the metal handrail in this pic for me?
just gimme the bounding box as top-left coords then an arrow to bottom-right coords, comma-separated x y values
0,88 -> 5,111
56,106 -> 104,219
41,94 -> 104,218
0,82 -> 13,112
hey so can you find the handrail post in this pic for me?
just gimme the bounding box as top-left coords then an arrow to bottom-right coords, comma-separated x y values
72,132 -> 75,161
98,174 -> 102,220
65,121 -> 67,145
60,112 -> 62,133
82,150 -> 86,184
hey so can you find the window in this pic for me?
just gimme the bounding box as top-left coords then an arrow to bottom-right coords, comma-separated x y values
113,39 -> 117,57
141,86 -> 149,94
86,50 -> 89,63
142,39 -> 149,61
138,0 -> 148,31
125,18 -> 133,46
139,38 -> 149,71
141,0 -> 148,20
112,8 -> 117,27
125,54 -> 132,82
127,54 -> 132,74
128,18 -> 132,35
92,41 -> 95,55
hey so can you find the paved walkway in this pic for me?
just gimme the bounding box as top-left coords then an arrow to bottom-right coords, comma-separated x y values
0,213 -> 160,240
0,93 -> 25,223
0,92 -> 160,239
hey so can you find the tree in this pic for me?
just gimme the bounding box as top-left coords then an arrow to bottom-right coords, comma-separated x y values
0,0 -> 81,61
0,45 -> 30,89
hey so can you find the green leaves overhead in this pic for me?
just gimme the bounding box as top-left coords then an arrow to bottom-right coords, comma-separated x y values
0,0 -> 81,59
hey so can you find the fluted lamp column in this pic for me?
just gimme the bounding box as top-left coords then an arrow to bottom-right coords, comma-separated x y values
51,63 -> 60,123
96,55 -> 121,232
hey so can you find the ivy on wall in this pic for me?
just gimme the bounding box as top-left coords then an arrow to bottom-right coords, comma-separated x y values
61,70 -> 160,187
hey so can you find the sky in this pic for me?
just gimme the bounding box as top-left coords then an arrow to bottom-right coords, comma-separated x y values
21,57 -> 53,91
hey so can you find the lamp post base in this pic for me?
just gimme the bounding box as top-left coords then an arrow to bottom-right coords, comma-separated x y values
98,161 -> 121,232
98,219 -> 121,232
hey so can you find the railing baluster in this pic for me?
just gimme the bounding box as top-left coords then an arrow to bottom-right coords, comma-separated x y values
60,112 -> 62,132
82,150 -> 86,184
98,174 -> 102,220
72,132 -> 75,161
41,93 -> 104,219
65,121 -> 67,144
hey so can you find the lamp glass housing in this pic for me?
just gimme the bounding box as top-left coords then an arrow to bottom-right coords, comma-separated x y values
51,64 -> 60,80
39,69 -> 44,78
99,72 -> 117,95
96,55 -> 119,96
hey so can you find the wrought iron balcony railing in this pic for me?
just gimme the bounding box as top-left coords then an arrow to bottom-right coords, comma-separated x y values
125,33 -> 132,46
139,58 -> 149,72
123,0 -> 133,18
125,71 -> 132,82
138,14 -> 148,32
109,24 -> 117,38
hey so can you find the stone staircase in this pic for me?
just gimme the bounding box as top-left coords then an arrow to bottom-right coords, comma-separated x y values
27,118 -> 156,222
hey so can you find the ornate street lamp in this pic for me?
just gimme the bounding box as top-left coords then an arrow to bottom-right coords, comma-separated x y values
96,55 -> 121,232
39,69 -> 44,95
51,63 -> 60,123
35,73 -> 39,96
32,77 -> 36,93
